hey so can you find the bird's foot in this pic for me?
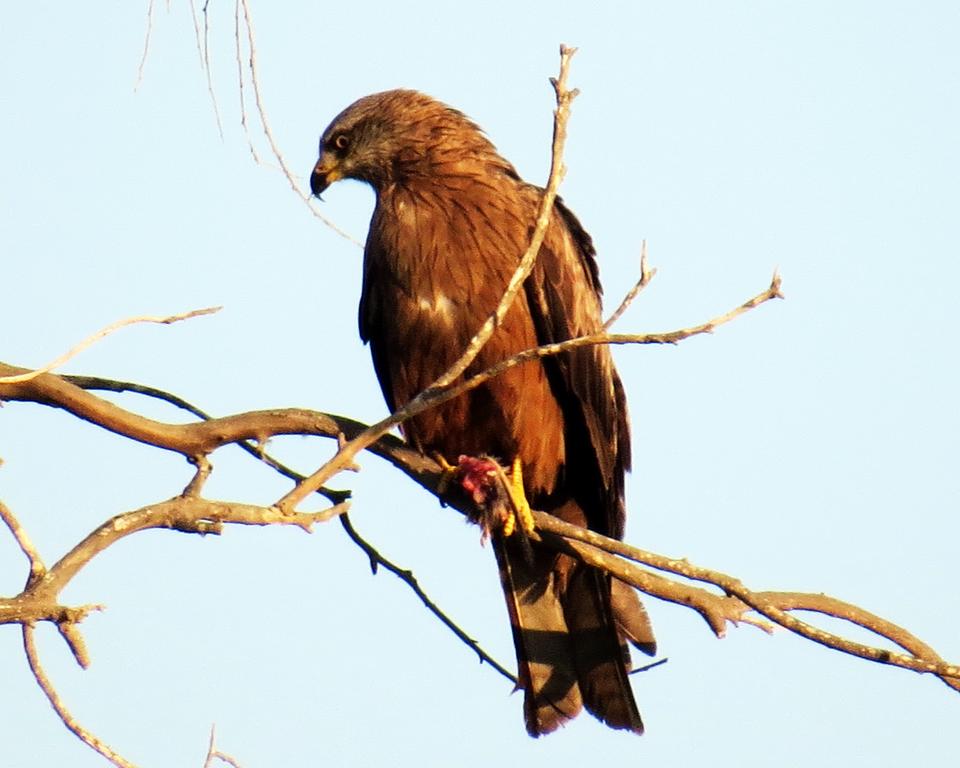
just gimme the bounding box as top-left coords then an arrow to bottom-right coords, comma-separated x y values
433,452 -> 460,497
504,456 -> 535,537
452,455 -> 535,542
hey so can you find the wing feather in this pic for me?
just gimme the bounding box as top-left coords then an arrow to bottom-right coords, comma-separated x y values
524,194 -> 631,539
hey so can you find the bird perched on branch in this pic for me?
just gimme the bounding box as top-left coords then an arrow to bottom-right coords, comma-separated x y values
310,89 -> 655,736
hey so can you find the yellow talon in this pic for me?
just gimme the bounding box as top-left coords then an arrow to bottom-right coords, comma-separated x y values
502,509 -> 516,537
506,456 -> 535,536
433,452 -> 459,495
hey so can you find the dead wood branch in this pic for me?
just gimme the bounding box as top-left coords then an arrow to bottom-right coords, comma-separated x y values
1,498 -> 347,634
0,307 -> 220,386
604,240 -> 656,329
23,623 -> 136,768
233,0 -> 360,244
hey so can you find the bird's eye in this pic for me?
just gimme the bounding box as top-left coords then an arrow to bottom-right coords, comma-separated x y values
333,133 -> 350,151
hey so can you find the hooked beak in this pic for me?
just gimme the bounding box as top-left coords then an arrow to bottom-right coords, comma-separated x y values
310,153 -> 343,197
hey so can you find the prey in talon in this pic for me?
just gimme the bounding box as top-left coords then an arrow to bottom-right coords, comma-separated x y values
454,455 -> 535,553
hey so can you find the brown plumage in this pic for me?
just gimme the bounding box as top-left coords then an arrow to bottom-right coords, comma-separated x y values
310,89 -> 655,736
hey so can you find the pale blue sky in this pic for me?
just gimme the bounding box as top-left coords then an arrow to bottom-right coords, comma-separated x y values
2,2 -> 958,767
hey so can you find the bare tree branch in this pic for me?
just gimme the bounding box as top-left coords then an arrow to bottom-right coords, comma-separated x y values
526,509 -> 960,690
0,500 -> 45,585
8,398 -> 951,692
441,271 -> 782,409
188,0 -> 224,138
433,44 -> 580,390
0,263 -> 775,464
0,306 -> 221,385
604,240 -> 656,329
10,373 -> 515,682
60,375 -> 350,504
23,624 -> 137,768
232,0 -> 261,165
134,0 -> 155,90
0,254 -> 779,649
4,367 -> 958,751
203,725 -> 243,768
2,362 -> 365,457
0,497 -> 348,630
232,0 -> 361,245
339,513 -> 518,684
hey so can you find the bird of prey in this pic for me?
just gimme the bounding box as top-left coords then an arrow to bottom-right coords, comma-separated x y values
310,89 -> 655,736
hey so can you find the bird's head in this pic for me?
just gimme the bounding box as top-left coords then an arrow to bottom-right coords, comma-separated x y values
310,89 -> 501,197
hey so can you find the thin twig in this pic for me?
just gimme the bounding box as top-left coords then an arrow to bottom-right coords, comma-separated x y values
67,376 -> 215,418
23,624 -> 136,768
339,514 -> 518,684
631,658 -> 669,675
235,0 -> 360,244
233,0 -> 261,165
203,725 -> 243,768
134,0 -> 155,90
433,44 -> 579,389
189,0 -> 223,138
604,240 -> 656,329
451,270 -> 783,397
202,3 -> 222,136
0,500 -> 46,584
0,306 -> 221,385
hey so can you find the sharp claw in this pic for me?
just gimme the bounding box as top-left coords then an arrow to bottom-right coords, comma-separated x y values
507,456 -> 535,536
502,507 -> 516,537
450,455 -> 535,540
433,452 -> 458,495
